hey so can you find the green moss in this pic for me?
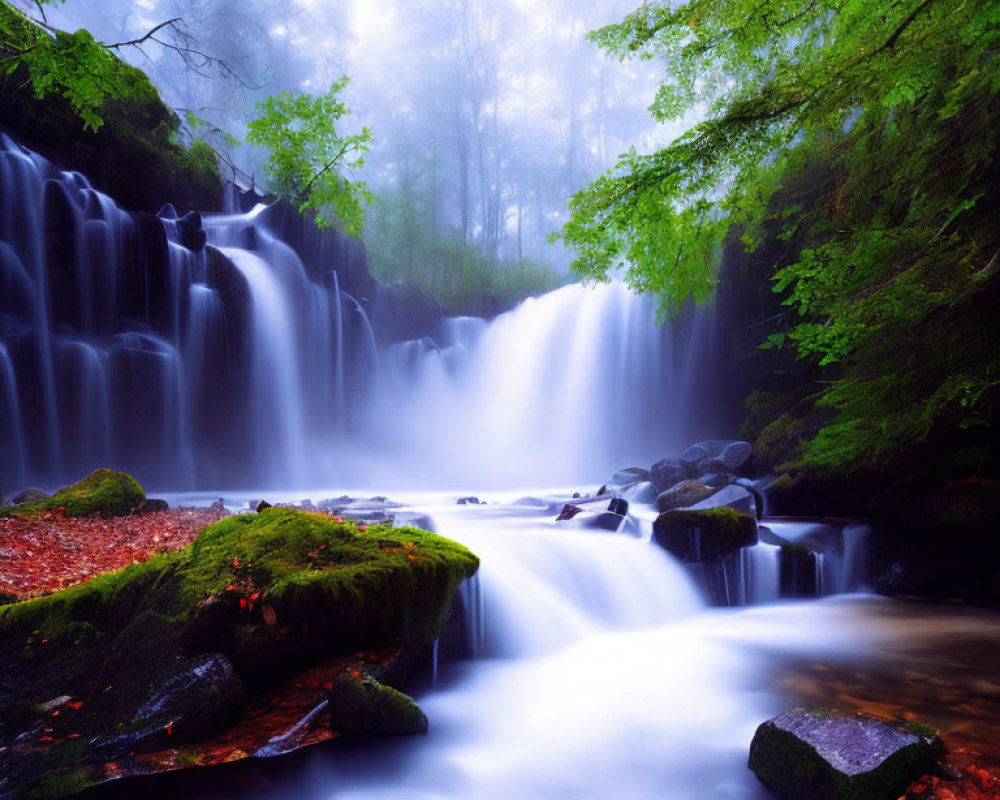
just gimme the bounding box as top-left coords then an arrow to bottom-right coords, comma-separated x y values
0,469 -> 144,518
652,507 -> 758,562
328,672 -> 428,735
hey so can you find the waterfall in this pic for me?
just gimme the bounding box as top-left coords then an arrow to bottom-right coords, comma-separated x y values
0,135 -> 719,493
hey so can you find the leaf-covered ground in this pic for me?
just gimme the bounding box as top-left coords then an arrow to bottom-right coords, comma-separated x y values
0,508 -> 227,600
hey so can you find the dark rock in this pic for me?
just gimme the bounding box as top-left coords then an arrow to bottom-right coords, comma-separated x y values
556,503 -> 583,521
697,471 -> 733,489
780,545 -> 820,598
141,498 -> 169,513
328,672 -> 428,736
720,440 -> 754,472
612,467 -> 650,485
653,508 -> 758,562
5,487 -> 49,506
255,500 -> 272,513
597,483 -> 621,496
588,512 -> 626,533
133,653 -> 244,748
688,484 -> 758,517
607,497 -> 629,516
656,480 -> 720,513
457,496 -> 482,505
174,210 -> 207,252
650,457 -> 691,491
748,708 -> 944,800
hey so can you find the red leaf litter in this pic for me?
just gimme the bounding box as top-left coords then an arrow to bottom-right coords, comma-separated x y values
0,508 -> 228,600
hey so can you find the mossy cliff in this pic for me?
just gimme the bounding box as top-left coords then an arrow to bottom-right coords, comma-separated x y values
0,508 -> 479,798
0,1 -> 221,213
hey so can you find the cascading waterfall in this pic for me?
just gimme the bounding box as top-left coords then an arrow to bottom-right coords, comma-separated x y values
0,135 -> 720,494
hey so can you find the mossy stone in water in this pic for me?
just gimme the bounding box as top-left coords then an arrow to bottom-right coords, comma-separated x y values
748,708 -> 944,800
652,507 -> 757,562
328,672 -> 428,735
0,469 -> 144,518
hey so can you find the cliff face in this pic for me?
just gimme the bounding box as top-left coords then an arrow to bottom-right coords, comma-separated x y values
0,2 -> 221,214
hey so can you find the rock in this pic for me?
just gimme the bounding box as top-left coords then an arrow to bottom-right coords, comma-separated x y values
587,512 -> 626,533
328,672 -> 428,736
209,497 -> 227,512
720,440 -> 754,472
687,484 -> 758,517
255,499 -> 273,513
142,498 -> 169,513
780,545 -> 820,598
748,708 -> 944,800
556,503 -> 583,521
457,496 -> 482,505
621,481 -> 659,504
5,487 -> 49,506
0,469 -> 144,518
612,467 -> 650,485
697,471 -> 732,489
596,483 -> 621,496
173,210 -> 207,252
607,497 -> 628,516
653,508 -> 758,562
650,457 -> 690,491
130,653 -> 245,747
656,480 -> 720,513
680,444 -> 710,463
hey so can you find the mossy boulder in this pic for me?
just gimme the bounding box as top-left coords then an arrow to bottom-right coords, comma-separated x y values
0,469 -> 144,518
652,507 -> 758,563
0,508 -> 478,798
748,708 -> 944,800
328,672 -> 428,736
0,3 -> 221,214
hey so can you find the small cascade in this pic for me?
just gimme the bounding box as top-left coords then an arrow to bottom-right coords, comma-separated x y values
0,138 -> 381,491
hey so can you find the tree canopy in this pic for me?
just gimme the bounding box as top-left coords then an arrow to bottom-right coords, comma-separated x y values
246,77 -> 372,235
559,0 -> 1000,471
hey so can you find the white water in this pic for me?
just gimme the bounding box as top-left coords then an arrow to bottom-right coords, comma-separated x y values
164,496 -> 977,800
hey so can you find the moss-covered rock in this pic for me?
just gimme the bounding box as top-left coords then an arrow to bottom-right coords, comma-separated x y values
0,508 -> 478,798
0,469 -> 145,518
748,708 -> 944,800
652,507 -> 758,563
0,2 -> 222,213
328,672 -> 428,736
655,480 -> 721,513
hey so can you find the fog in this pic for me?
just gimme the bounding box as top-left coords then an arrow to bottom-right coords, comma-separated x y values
18,0 -> 678,269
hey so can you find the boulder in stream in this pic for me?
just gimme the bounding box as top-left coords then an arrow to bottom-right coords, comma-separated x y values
650,457 -> 690,492
748,708 -> 944,800
655,480 -> 720,513
653,507 -> 758,562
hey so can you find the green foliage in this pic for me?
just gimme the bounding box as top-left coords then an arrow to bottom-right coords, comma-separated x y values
246,77 -> 372,236
366,187 -> 567,315
561,0 -> 1000,473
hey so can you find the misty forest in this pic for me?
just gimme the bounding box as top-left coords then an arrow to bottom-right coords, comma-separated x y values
0,1 -> 998,799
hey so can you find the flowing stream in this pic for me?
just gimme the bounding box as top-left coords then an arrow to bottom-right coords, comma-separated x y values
3,137 -> 999,798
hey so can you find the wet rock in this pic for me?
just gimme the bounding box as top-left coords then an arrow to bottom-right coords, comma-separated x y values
621,481 -> 659,504
720,440 -> 754,472
607,497 -> 629,516
596,483 -> 621,496
680,444 -> 710,463
749,708 -> 944,800
457,496 -> 482,505
656,480 -> 720,513
687,484 -> 758,517
650,457 -> 690,492
612,467 -> 650,485
588,512 -> 627,533
653,508 -> 757,562
328,672 -> 428,736
5,487 -> 49,506
174,210 -> 207,252
697,471 -> 732,489
780,545 -> 820,598
556,503 -> 583,521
